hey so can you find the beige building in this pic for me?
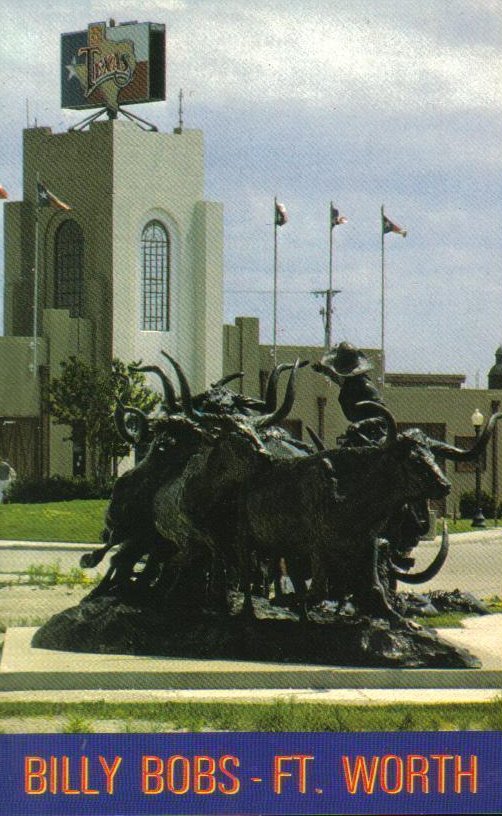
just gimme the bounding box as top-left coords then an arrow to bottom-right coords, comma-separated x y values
0,120 -> 223,478
223,317 -> 502,516
1,118 -> 502,518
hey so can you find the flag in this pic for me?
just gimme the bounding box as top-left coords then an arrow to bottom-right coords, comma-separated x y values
330,204 -> 348,229
382,212 -> 407,237
37,181 -> 71,211
0,184 -> 8,200
275,201 -> 288,227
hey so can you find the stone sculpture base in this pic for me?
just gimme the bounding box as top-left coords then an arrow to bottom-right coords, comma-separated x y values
32,594 -> 481,669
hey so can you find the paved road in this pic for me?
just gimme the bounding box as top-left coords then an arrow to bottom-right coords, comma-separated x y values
1,529 -> 502,599
397,529 -> 502,599
0,540 -> 108,579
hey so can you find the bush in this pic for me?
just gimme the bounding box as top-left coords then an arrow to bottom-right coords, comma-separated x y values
4,475 -> 113,504
459,490 -> 499,519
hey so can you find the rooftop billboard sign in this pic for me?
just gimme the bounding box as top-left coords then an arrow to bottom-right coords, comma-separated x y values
61,21 -> 166,112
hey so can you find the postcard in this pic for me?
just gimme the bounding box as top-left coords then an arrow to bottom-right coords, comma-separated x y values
0,2 -> 501,815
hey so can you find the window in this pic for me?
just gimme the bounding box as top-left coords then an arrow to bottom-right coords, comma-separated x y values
54,220 -> 84,317
141,220 -> 170,330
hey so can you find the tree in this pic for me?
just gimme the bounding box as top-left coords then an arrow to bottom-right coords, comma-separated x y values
48,357 -> 161,484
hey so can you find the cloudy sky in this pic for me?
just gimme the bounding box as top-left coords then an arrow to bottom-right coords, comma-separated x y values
1,0 -> 501,385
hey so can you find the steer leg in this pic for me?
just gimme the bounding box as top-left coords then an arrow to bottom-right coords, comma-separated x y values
238,548 -> 255,619
360,537 -> 407,626
286,561 -> 310,622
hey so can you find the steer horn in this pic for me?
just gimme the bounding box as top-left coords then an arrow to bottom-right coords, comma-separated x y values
355,401 -> 398,447
114,399 -> 149,445
265,360 -> 309,411
210,371 -> 244,389
129,365 -> 177,412
390,520 -> 449,584
254,358 -> 301,429
306,425 -> 326,451
161,350 -> 202,421
428,411 -> 502,460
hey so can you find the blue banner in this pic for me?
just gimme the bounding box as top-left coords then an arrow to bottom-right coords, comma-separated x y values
0,731 -> 500,815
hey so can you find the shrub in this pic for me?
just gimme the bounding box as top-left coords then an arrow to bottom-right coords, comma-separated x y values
4,475 -> 113,504
458,490 -> 499,519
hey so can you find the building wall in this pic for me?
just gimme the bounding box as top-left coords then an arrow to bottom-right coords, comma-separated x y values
111,123 -> 223,392
22,125 -> 115,368
223,316 -> 502,516
386,385 -> 502,512
3,201 -> 34,337
0,337 -> 47,477
1,120 -> 224,477
0,337 -> 46,415
42,309 -> 94,477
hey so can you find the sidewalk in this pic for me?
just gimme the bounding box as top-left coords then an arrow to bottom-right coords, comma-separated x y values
0,540 -> 100,549
2,526 -> 501,550
1,616 -> 501,702
0,531 -> 500,706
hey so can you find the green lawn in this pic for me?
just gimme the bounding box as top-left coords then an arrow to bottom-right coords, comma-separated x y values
0,499 -> 107,543
447,518 -> 501,533
1,501 -> 500,544
1,698 -> 501,732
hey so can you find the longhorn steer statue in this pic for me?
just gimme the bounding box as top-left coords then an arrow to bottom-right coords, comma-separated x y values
83,356 -> 312,600
82,354 -> 502,625
33,352 -> 502,668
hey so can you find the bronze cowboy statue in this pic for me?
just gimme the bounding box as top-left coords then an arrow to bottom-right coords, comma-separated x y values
313,341 -> 385,443
312,341 -> 430,568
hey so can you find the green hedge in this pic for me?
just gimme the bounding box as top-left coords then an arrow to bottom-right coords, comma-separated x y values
459,490 -> 500,519
4,475 -> 113,504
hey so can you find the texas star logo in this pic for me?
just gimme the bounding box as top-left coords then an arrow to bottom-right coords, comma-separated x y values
66,23 -> 137,111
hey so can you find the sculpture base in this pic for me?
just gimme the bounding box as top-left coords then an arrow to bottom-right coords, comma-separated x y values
32,595 -> 481,669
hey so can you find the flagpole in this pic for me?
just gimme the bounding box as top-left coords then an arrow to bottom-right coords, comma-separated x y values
33,173 -> 40,378
326,202 -> 334,350
380,203 -> 385,388
273,196 -> 278,366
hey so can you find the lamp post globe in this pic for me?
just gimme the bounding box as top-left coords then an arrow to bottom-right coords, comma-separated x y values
471,409 -> 486,528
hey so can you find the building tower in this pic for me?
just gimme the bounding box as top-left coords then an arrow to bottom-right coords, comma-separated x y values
1,86 -> 223,478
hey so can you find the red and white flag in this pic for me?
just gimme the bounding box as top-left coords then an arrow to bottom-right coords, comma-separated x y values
0,184 -> 8,200
275,201 -> 288,227
383,212 -> 407,237
331,204 -> 348,229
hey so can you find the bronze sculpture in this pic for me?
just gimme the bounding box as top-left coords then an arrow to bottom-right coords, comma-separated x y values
33,348 -> 501,667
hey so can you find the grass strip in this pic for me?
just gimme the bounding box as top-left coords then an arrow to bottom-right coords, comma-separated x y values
1,699 -> 502,732
0,500 -> 107,543
2,499 -> 501,544
447,518 -> 501,532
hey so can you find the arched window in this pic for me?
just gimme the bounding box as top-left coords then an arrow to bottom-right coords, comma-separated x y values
54,220 -> 84,317
141,220 -> 170,331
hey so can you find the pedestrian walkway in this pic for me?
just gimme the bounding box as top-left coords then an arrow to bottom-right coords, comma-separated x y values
1,531 -> 500,705
1,617 -> 501,701
2,525 -> 501,551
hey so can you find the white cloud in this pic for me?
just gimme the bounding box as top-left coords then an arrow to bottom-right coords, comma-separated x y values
1,0 -> 501,384
155,2 -> 502,115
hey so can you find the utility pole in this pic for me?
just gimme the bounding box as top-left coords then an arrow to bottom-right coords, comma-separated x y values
311,287 -> 341,350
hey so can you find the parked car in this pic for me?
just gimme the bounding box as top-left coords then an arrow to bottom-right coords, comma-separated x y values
0,460 -> 16,502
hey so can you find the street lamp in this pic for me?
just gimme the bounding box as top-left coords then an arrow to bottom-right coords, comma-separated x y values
471,408 -> 486,528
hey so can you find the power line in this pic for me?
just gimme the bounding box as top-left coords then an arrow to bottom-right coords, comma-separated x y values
225,289 -> 313,294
